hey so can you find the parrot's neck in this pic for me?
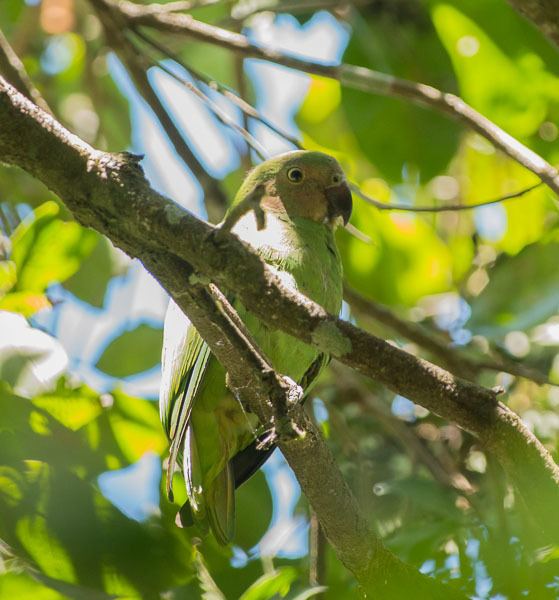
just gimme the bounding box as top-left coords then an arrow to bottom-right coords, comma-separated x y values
231,210 -> 332,258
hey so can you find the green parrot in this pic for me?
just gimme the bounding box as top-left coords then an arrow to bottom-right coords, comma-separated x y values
160,150 -> 352,544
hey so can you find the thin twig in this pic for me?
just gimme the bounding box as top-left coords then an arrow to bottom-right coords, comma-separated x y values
229,0 -> 362,23
130,37 -> 268,160
352,181 -> 544,213
130,27 -> 303,149
139,0 -> 221,15
232,18 -> 254,172
0,28 -> 50,113
130,23 -> 544,222
343,285 -> 551,386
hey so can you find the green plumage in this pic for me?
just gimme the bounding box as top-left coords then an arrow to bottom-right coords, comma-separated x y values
160,150 -> 351,544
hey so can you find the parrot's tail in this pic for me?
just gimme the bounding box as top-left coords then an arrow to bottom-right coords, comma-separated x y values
206,462 -> 235,545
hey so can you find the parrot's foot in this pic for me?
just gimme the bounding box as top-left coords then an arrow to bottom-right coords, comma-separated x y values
256,417 -> 306,450
281,376 -> 304,407
256,377 -> 305,449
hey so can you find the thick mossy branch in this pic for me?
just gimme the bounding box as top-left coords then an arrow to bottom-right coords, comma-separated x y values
1,77 -> 558,592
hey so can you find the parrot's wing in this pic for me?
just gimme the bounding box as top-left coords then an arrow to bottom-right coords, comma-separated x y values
231,352 -> 330,488
160,300 -> 212,501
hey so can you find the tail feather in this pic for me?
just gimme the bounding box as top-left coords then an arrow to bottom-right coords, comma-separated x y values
206,463 -> 235,545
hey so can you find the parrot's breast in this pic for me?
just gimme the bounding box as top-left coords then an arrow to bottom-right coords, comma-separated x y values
232,211 -> 343,382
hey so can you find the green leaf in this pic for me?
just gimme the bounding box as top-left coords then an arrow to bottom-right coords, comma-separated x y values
64,235 -> 126,307
234,470 -> 273,549
95,324 -> 163,378
340,9 -> 459,182
239,567 -> 298,600
0,260 -> 17,295
0,385 -> 195,597
0,292 -> 51,316
107,389 -> 166,463
0,573 -> 65,600
468,242 -> 559,338
33,382 -> 103,431
337,193 -> 454,306
10,201 -> 97,293
433,4 -> 559,138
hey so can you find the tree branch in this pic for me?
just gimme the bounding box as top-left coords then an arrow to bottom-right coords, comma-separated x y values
507,0 -> 559,49
90,0 -> 228,222
344,286 -> 551,385
0,27 -> 50,113
101,0 -> 559,196
352,181 -> 545,213
0,76 -> 467,598
1,77 -> 559,590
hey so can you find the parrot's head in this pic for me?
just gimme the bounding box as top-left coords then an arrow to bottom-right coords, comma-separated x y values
240,151 -> 352,227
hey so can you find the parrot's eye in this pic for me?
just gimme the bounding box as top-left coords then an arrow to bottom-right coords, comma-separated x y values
332,174 -> 342,184
287,167 -> 304,183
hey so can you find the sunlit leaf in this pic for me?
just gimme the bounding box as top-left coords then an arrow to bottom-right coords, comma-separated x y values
107,390 -> 166,463
33,382 -> 103,431
433,4 -> 559,138
0,573 -> 65,600
239,567 -> 298,600
0,260 -> 17,295
10,201 -> 97,293
0,386 -> 195,597
0,292 -> 51,316
338,194 -> 454,306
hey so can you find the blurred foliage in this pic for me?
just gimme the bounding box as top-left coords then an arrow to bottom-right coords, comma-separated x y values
2,0 -> 559,598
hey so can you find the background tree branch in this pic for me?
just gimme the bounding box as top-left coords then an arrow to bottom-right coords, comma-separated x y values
91,0 -> 228,223
98,0 -> 559,196
0,27 -> 51,114
507,0 -> 559,49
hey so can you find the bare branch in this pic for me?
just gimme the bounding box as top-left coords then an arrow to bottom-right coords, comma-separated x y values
139,0 -> 220,15
90,0 -> 228,222
132,40 -> 268,160
130,27 -> 303,149
0,28 -> 50,113
102,0 -> 559,196
352,181 -> 544,213
344,286 -> 551,385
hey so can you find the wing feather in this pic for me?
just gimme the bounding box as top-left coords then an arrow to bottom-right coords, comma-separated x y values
160,301 -> 212,500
